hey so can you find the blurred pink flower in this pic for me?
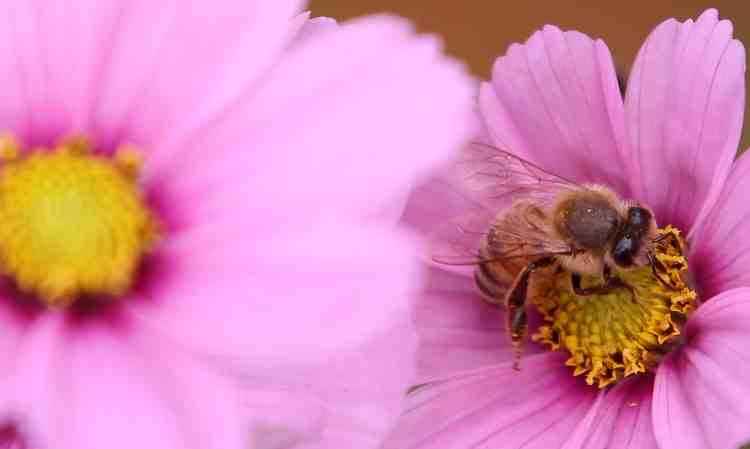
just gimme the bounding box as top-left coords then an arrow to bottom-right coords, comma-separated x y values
388,8 -> 750,449
0,2 -> 474,448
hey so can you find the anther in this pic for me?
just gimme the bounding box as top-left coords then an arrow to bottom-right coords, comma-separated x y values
0,134 -> 19,162
114,145 -> 144,178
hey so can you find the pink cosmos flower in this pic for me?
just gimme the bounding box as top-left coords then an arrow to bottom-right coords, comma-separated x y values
0,2 -> 474,448
387,8 -> 750,449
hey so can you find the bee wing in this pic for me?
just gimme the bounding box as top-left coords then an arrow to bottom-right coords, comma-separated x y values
455,142 -> 584,211
431,207 -> 573,267
429,143 -> 581,268
431,211 -> 497,266
482,201 -> 573,259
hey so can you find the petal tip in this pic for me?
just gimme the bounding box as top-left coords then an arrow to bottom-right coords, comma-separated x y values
697,8 -> 720,23
653,17 -> 680,34
542,24 -> 562,35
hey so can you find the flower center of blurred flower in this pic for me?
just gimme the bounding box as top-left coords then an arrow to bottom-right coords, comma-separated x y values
0,134 -> 160,307
531,226 -> 696,388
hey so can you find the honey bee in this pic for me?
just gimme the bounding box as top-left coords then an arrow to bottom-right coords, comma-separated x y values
432,143 -> 666,368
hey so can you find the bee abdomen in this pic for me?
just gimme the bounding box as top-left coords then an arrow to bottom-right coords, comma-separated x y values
475,260 -> 507,304
474,264 -> 506,304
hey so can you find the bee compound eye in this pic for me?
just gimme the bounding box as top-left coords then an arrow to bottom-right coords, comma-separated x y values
613,237 -> 635,267
628,207 -> 652,227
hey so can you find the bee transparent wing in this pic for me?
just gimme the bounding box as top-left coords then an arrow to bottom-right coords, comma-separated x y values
429,143 -> 581,268
431,204 -> 573,267
431,211 -> 496,266
455,142 -> 584,211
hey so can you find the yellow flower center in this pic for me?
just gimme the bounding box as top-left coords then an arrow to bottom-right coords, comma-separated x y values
0,135 -> 160,307
531,226 -> 695,388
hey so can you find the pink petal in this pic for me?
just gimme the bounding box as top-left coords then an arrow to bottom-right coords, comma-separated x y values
131,223 -> 419,448
398,106 -> 487,230
291,13 -> 338,46
98,0 -> 304,152
148,15 -> 474,230
413,267 -> 543,382
5,314 -> 65,449
245,315 -> 416,449
383,352 -> 597,449
563,378 -> 657,449
128,0 -> 309,150
130,222 -> 419,369
9,316 -> 246,449
689,151 -> 750,299
399,161 -> 481,277
625,9 -> 745,234
0,0 -> 121,144
481,25 -> 632,195
5,0 -> 301,149
0,1 -> 117,144
0,296 -> 33,410
653,288 -> 750,449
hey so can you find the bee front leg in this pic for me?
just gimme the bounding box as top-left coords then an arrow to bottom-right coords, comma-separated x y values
570,266 -> 638,303
505,256 -> 555,370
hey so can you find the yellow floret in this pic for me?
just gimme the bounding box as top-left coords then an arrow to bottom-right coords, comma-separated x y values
531,226 -> 695,388
0,135 -> 159,306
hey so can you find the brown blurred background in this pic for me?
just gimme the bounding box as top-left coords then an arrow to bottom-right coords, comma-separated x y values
310,0 -> 750,149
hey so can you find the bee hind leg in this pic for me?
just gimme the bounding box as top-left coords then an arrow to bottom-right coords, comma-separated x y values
505,257 -> 556,370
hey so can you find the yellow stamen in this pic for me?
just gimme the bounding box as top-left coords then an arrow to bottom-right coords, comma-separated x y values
0,134 -> 160,307
531,226 -> 695,388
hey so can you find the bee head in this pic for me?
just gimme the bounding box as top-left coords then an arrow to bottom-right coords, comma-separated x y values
609,206 -> 656,270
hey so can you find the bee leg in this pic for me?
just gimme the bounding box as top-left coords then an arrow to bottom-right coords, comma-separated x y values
505,257 -> 555,370
570,270 -> 638,303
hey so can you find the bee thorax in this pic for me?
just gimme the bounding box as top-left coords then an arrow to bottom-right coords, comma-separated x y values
554,193 -> 620,250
